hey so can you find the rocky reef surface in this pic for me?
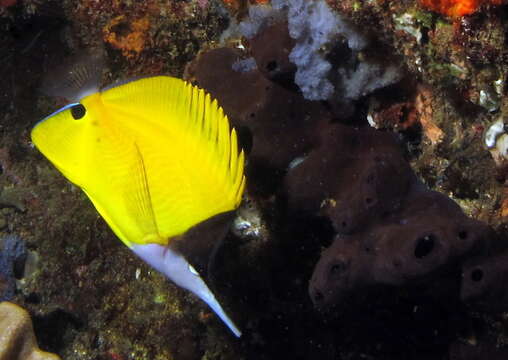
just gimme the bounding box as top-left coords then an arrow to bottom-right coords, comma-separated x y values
1,0 -> 508,359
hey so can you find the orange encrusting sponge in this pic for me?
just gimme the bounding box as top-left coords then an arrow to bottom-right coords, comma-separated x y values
419,0 -> 502,17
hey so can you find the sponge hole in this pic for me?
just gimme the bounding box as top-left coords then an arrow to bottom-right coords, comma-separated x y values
329,261 -> 347,277
471,268 -> 483,282
266,60 -> 278,72
414,234 -> 435,259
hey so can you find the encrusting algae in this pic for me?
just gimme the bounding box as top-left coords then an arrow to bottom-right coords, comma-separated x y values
103,15 -> 151,59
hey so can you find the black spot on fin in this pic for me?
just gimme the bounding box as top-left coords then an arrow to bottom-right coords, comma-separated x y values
40,49 -> 104,102
170,211 -> 236,279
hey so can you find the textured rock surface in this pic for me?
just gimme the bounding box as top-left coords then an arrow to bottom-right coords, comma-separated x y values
186,17 -> 507,320
309,187 -> 492,308
185,9 -> 508,357
0,235 -> 27,302
285,123 -> 415,233
460,251 -> 508,310
449,339 -> 508,360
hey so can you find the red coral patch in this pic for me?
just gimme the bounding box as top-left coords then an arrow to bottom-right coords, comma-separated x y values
419,0 -> 502,17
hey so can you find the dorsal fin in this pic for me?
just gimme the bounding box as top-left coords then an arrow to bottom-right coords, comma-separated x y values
41,49 -> 104,101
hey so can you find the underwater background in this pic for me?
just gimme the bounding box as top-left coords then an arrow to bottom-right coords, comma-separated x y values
2,0 -> 508,359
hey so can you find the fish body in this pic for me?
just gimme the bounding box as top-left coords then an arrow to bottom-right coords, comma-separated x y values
32,76 -> 245,336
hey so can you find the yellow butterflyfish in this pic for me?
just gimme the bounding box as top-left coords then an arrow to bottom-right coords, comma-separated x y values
31,74 -> 245,337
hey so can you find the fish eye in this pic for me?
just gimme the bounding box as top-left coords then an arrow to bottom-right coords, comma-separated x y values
71,104 -> 86,120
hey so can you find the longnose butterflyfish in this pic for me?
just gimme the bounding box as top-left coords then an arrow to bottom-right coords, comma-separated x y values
31,74 -> 245,337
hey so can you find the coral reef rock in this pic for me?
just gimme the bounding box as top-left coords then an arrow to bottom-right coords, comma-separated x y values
187,46 -> 329,194
284,123 -> 415,233
301,114 -> 506,312
187,1 -> 506,315
449,338 -> 508,360
419,0 -> 503,17
0,302 -> 61,360
0,235 -> 27,301
460,251 -> 508,311
309,186 -> 492,308
236,0 -> 401,103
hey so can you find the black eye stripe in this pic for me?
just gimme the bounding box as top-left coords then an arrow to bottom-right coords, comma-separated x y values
71,104 -> 86,120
